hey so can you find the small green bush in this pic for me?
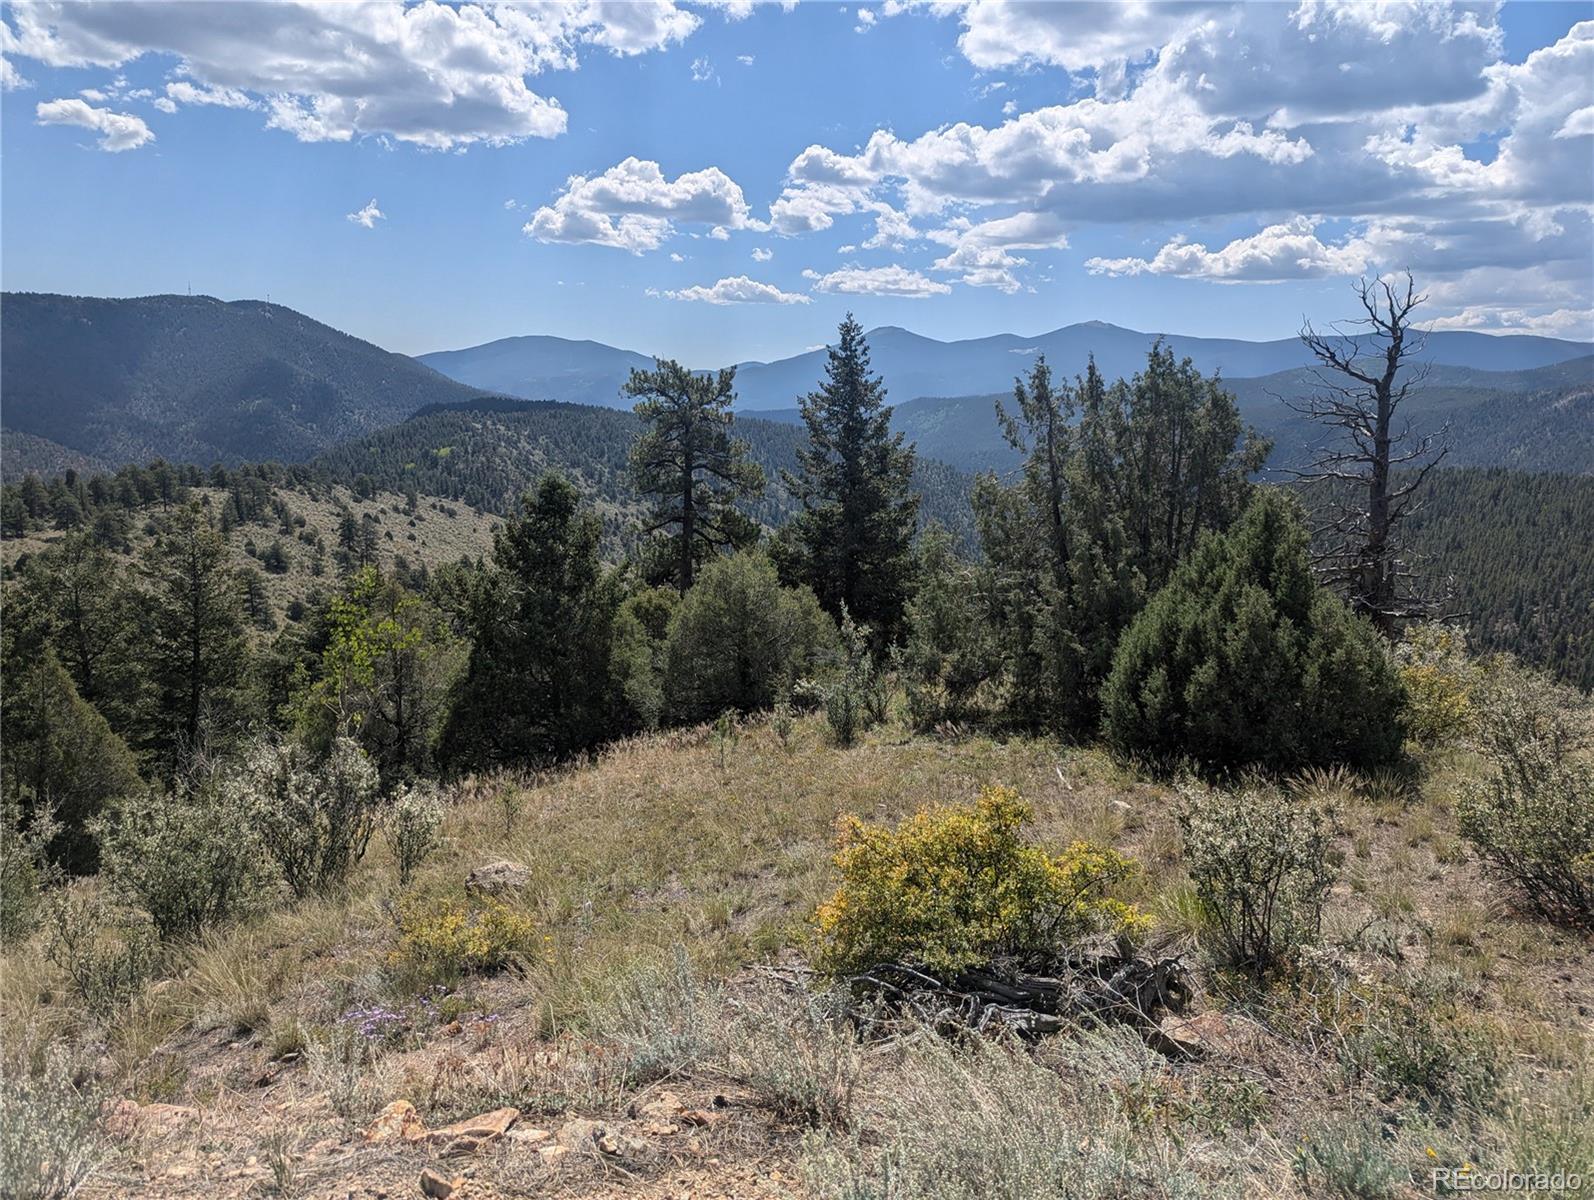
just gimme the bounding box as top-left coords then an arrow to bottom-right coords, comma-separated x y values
824,610 -> 885,748
1103,490 -> 1406,773
663,551 -> 835,725
239,735 -> 381,898
1342,976 -> 1501,1114
96,769 -> 274,940
41,888 -> 160,1019
814,785 -> 1147,978
1,798 -> 56,947
383,782 -> 444,888
1456,669 -> 1593,926
1395,623 -> 1481,749
0,1049 -> 105,1200
1293,1113 -> 1409,1199
1177,780 -> 1336,980
900,528 -> 1000,731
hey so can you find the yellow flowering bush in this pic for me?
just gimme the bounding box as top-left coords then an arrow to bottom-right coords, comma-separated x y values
389,896 -> 542,983
1395,623 -> 1480,748
813,785 -> 1148,977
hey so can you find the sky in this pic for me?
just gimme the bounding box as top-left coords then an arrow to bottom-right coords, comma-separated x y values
2,1 -> 1591,365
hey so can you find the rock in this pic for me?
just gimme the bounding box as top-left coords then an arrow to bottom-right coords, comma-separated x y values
1155,1011 -> 1236,1060
536,1144 -> 569,1165
105,1099 -> 199,1136
424,1106 -> 520,1155
505,1126 -> 550,1146
419,1167 -> 465,1199
465,861 -> 531,896
637,1091 -> 684,1120
555,1117 -> 650,1159
555,1117 -> 623,1156
365,1100 -> 427,1144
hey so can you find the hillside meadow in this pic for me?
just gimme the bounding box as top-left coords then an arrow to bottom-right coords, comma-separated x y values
3,701 -> 1592,1199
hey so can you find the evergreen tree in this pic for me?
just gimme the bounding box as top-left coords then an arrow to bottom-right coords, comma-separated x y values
0,636 -> 141,874
662,551 -> 835,725
142,502 -> 249,771
296,567 -> 463,783
777,315 -> 919,638
442,474 -> 623,767
977,348 -> 1266,732
12,532 -> 145,737
1102,489 -> 1405,772
624,359 -> 765,592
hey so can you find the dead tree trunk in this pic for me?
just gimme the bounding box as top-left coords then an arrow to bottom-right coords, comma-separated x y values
1289,272 -> 1448,637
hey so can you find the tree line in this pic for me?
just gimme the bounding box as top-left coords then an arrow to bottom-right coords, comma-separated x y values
3,290 -> 1551,888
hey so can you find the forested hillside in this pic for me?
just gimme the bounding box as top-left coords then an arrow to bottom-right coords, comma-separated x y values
1396,468 -> 1594,688
0,460 -> 496,632
312,398 -> 978,553
771,355 -> 1594,478
0,292 -> 493,465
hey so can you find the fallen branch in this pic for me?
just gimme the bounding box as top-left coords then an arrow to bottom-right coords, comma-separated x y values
844,944 -> 1193,1041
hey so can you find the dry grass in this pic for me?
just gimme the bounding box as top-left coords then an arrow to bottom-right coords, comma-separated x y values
3,713 -> 1593,1199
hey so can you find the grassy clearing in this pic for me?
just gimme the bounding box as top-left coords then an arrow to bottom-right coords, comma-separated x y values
2,712 -> 1592,1198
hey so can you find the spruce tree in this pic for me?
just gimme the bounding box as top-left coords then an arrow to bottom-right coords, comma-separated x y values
778,314 -> 919,637
441,474 -> 623,768
624,359 -> 765,592
142,502 -> 249,773
0,620 -> 140,873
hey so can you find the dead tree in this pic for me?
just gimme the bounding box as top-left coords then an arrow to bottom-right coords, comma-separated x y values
1289,273 -> 1448,637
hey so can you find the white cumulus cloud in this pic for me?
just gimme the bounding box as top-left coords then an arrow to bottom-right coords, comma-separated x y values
801,264 -> 951,298
34,96 -> 153,151
663,275 -> 811,304
2,0 -> 712,148
1084,217 -> 1374,282
527,156 -> 762,253
346,198 -> 386,229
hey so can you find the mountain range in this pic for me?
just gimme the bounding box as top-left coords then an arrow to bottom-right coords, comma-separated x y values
419,321 -> 1593,413
2,291 -> 1590,481
1,292 -> 490,468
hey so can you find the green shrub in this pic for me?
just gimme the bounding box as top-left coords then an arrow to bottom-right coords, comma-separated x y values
1342,976 -> 1501,1114
1456,669 -> 1593,926
901,530 -> 1001,731
96,768 -> 275,940
1,798 -> 56,947
1177,780 -> 1336,980
663,551 -> 836,725
41,887 -> 160,1019
1293,1113 -> 1409,1198
0,1049 -> 105,1200
814,785 -> 1147,978
1102,490 -> 1406,773
383,783 -> 444,888
824,610 -> 885,748
239,735 -> 381,898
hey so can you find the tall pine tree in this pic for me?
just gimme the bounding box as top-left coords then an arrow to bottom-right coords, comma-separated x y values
441,474 -> 623,768
143,502 -> 248,773
624,359 -> 765,592
777,315 -> 919,638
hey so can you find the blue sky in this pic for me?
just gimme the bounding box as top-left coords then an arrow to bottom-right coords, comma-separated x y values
3,1 -> 1591,365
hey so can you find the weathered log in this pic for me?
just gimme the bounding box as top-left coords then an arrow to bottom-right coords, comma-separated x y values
844,947 -> 1193,1042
